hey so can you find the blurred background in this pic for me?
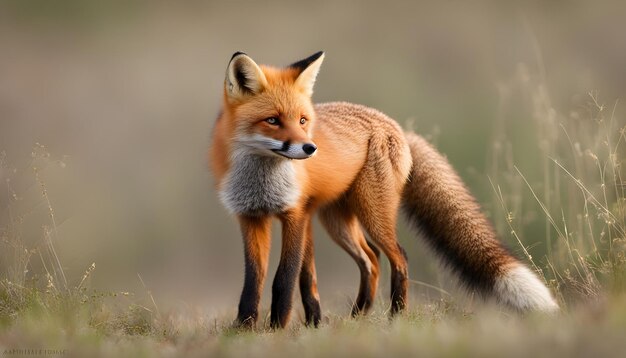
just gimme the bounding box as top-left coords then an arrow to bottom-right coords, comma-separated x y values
1,1 -> 625,315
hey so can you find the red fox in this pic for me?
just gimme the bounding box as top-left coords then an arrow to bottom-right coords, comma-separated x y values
209,51 -> 558,329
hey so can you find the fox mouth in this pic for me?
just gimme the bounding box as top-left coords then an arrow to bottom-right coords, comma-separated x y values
271,149 -> 294,159
271,149 -> 313,160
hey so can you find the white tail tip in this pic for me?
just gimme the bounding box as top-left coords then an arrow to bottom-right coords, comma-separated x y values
494,265 -> 559,313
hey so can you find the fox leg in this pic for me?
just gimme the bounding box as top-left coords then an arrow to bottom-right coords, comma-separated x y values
298,217 -> 322,327
352,197 -> 408,315
271,208 -> 307,329
319,200 -> 380,316
349,150 -> 410,315
236,215 -> 272,328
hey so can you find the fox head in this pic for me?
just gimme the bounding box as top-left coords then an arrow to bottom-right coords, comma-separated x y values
222,51 -> 324,160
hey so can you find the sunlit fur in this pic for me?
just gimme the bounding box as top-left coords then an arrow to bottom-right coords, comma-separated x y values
209,52 -> 558,329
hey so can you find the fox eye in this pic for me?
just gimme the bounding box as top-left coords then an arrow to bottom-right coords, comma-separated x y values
300,117 -> 307,125
266,117 -> 279,125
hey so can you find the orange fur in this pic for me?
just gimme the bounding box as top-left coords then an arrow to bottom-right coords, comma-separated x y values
209,52 -> 558,329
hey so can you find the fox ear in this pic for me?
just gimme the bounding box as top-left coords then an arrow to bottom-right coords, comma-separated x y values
225,52 -> 268,100
291,51 -> 325,97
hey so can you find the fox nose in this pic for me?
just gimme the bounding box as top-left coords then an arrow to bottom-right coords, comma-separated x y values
302,143 -> 317,155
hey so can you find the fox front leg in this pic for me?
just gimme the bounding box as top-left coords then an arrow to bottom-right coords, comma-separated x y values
236,215 -> 272,328
299,216 -> 322,327
270,209 -> 307,329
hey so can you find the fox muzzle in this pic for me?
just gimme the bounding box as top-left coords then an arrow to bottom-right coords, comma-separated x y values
273,141 -> 317,159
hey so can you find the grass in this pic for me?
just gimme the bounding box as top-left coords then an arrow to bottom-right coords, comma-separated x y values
1,76 -> 625,356
487,68 -> 626,307
3,295 -> 626,357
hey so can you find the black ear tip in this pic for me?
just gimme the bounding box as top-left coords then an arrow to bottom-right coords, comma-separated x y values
289,51 -> 326,72
311,51 -> 325,60
230,51 -> 247,61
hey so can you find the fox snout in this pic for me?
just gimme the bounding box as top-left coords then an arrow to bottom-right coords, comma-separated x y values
273,141 -> 317,159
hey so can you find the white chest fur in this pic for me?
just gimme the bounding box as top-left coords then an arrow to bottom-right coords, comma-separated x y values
219,154 -> 301,216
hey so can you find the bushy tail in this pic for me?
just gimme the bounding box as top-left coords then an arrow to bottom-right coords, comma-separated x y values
401,132 -> 558,312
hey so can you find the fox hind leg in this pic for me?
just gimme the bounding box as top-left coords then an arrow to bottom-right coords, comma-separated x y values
354,235 -> 380,315
319,199 -> 380,316
351,194 -> 408,315
348,147 -> 410,315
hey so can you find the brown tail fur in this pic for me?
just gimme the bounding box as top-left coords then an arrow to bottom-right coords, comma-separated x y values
401,132 -> 558,312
